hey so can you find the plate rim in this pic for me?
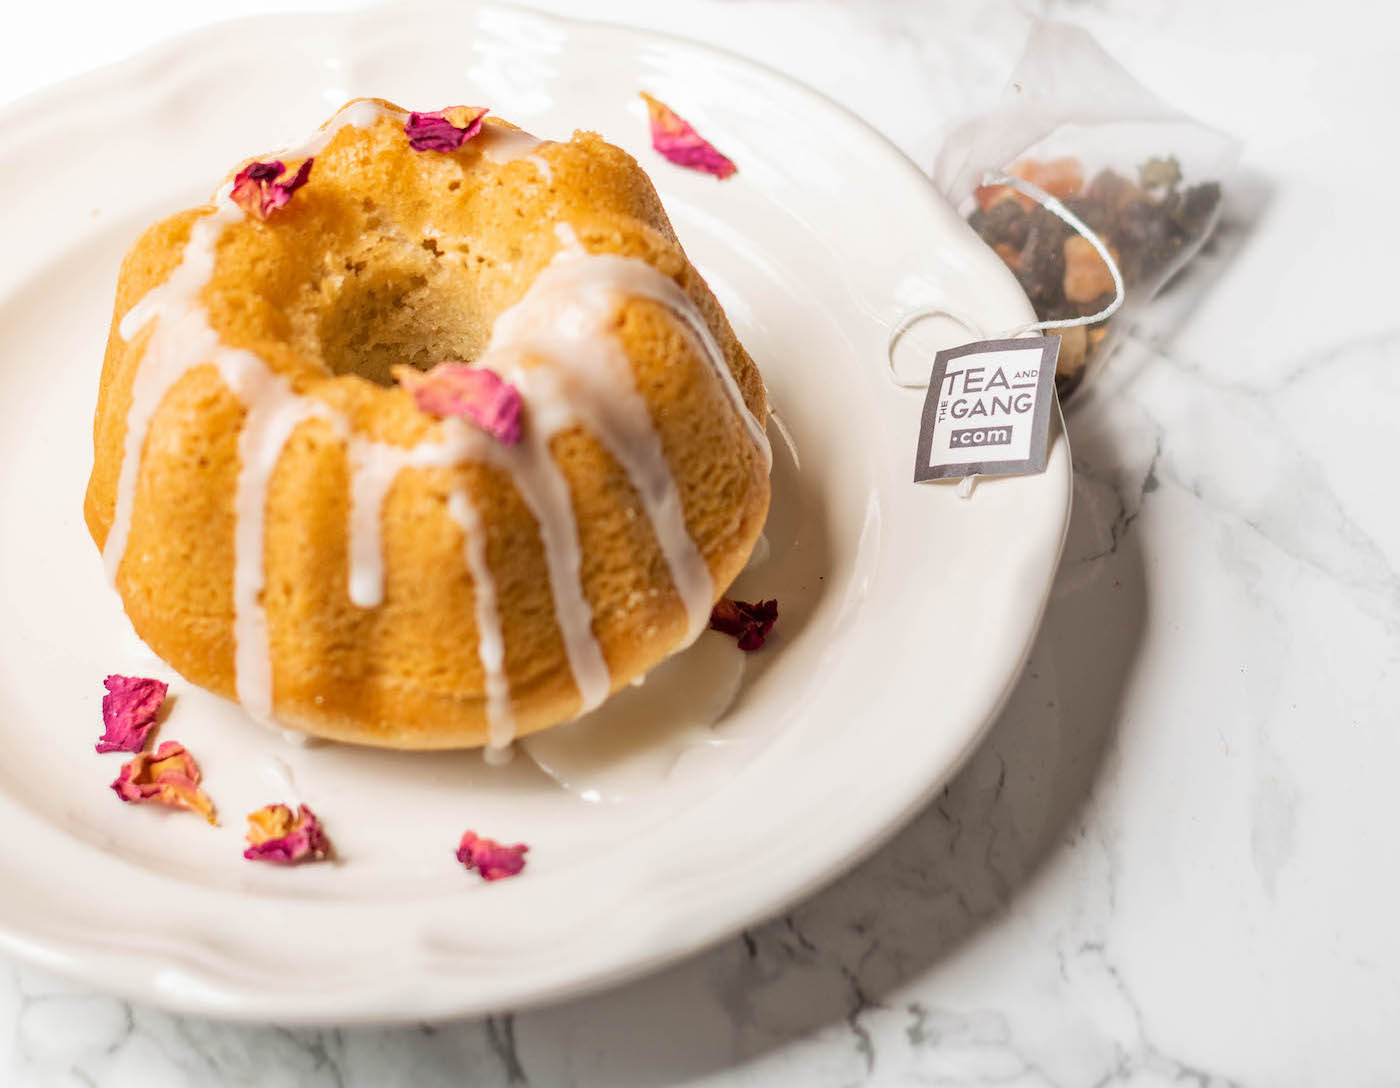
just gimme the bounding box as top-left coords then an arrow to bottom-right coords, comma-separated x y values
0,0 -> 1072,1023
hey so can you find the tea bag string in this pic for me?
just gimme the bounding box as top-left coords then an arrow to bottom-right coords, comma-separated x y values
886,171 -> 1125,389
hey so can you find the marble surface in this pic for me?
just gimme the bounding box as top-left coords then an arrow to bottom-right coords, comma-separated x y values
3,0 -> 1395,1083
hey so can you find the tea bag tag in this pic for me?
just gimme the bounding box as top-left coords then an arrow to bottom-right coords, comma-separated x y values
913,336 -> 1059,483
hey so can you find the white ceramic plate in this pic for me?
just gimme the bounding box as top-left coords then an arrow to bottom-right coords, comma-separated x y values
0,2 -> 1069,1022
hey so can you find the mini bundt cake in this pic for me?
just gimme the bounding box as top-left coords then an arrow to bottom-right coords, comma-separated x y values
84,98 -> 771,751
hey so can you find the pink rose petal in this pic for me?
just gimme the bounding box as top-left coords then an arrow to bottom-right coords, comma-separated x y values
243,803 -> 331,864
230,158 -> 314,220
96,674 -> 168,754
709,596 -> 778,651
456,830 -> 528,881
641,92 -> 737,179
393,363 -> 523,444
111,741 -> 217,824
405,106 -> 490,152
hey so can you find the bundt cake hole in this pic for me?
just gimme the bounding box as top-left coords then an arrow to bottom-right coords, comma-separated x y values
316,264 -> 486,386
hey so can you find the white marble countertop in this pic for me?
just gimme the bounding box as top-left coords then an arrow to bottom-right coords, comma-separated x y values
4,0 -> 1395,1083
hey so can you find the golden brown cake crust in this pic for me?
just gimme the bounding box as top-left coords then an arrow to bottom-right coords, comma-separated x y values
85,100 -> 770,749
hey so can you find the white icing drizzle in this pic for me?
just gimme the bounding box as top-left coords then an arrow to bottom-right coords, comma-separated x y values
345,433 -> 464,609
520,219 -> 772,641
607,259 -> 772,470
511,238 -> 771,471
446,488 -> 514,749
477,125 -> 545,164
554,221 -> 584,251
107,100 -> 769,739
108,100 -> 402,578
107,198 -> 241,578
278,99 -> 402,161
107,101 -> 399,721
477,125 -> 553,182
218,355 -> 329,721
483,416 -> 613,713
346,442 -> 400,609
488,261 -> 716,644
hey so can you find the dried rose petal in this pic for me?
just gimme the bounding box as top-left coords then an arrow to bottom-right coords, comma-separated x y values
456,830 -> 528,881
393,363 -> 522,444
640,93 -> 737,179
96,674 -> 168,754
230,158 -> 314,220
243,803 -> 331,864
405,106 -> 490,152
709,596 -> 778,651
111,741 -> 217,824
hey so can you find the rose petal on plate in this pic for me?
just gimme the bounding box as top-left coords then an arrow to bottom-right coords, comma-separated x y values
243,803 -> 332,864
709,596 -> 779,651
404,106 -> 490,152
640,92 -> 737,179
456,830 -> 528,881
393,363 -> 522,444
96,674 -> 168,754
111,741 -> 217,824
230,158 -> 314,220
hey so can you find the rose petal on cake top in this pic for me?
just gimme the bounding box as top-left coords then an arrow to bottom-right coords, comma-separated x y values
96,674 -> 168,754
405,106 -> 490,152
456,830 -> 528,881
640,92 -> 737,179
111,741 -> 217,824
243,803 -> 331,864
230,158 -> 314,220
393,363 -> 523,445
709,596 -> 779,651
